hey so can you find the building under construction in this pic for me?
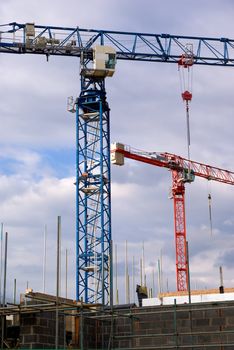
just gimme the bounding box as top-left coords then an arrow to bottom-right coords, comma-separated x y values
1,288 -> 234,348
0,22 -> 234,349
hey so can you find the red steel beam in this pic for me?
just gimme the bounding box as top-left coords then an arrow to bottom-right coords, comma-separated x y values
112,146 -> 234,185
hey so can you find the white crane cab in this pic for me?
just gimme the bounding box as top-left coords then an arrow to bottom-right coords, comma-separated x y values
81,45 -> 116,78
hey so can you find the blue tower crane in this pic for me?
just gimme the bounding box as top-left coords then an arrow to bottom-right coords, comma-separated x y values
1,22 -> 234,304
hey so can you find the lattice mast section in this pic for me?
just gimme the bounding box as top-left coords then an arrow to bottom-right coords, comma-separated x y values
75,46 -> 116,304
171,170 -> 188,291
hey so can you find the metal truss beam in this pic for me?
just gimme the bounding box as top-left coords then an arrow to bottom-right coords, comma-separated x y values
1,22 -> 234,65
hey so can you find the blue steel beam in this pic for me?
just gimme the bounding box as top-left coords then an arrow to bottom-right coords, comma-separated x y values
76,74 -> 112,304
0,22 -> 234,65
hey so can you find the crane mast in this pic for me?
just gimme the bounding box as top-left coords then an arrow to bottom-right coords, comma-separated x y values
111,143 -> 234,291
1,22 -> 234,303
70,46 -> 116,304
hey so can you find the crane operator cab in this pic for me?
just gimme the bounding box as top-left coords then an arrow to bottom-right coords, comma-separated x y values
182,168 -> 195,183
81,45 -> 116,78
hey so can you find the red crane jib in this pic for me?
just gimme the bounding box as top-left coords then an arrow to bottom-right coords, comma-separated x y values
112,147 -> 234,186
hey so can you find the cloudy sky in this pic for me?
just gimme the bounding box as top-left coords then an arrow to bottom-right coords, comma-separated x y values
0,0 -> 234,304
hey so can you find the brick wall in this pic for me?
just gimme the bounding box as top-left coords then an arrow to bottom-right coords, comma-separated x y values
81,301 -> 234,349
18,300 -> 234,349
20,311 -> 65,349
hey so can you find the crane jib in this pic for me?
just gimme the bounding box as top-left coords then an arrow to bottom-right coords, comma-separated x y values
1,22 -> 234,65
112,146 -> 234,186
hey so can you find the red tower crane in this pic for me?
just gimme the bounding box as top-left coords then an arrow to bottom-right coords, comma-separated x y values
111,143 -> 234,292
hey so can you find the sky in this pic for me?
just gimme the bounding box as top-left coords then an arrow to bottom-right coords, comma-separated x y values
0,0 -> 234,304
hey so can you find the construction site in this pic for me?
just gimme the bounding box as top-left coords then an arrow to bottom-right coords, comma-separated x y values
0,4 -> 234,349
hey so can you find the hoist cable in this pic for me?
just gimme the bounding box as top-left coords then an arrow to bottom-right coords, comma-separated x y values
186,102 -> 191,161
178,68 -> 183,94
207,181 -> 213,237
178,50 -> 194,163
208,193 -> 213,237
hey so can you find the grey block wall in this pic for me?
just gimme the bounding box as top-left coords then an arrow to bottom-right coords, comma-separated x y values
14,300 -> 234,349
81,301 -> 234,349
20,311 -> 65,349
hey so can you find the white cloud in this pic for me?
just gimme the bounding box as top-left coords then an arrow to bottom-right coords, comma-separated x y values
1,172 -> 76,300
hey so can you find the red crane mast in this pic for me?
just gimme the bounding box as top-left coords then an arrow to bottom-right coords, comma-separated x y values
111,143 -> 234,292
